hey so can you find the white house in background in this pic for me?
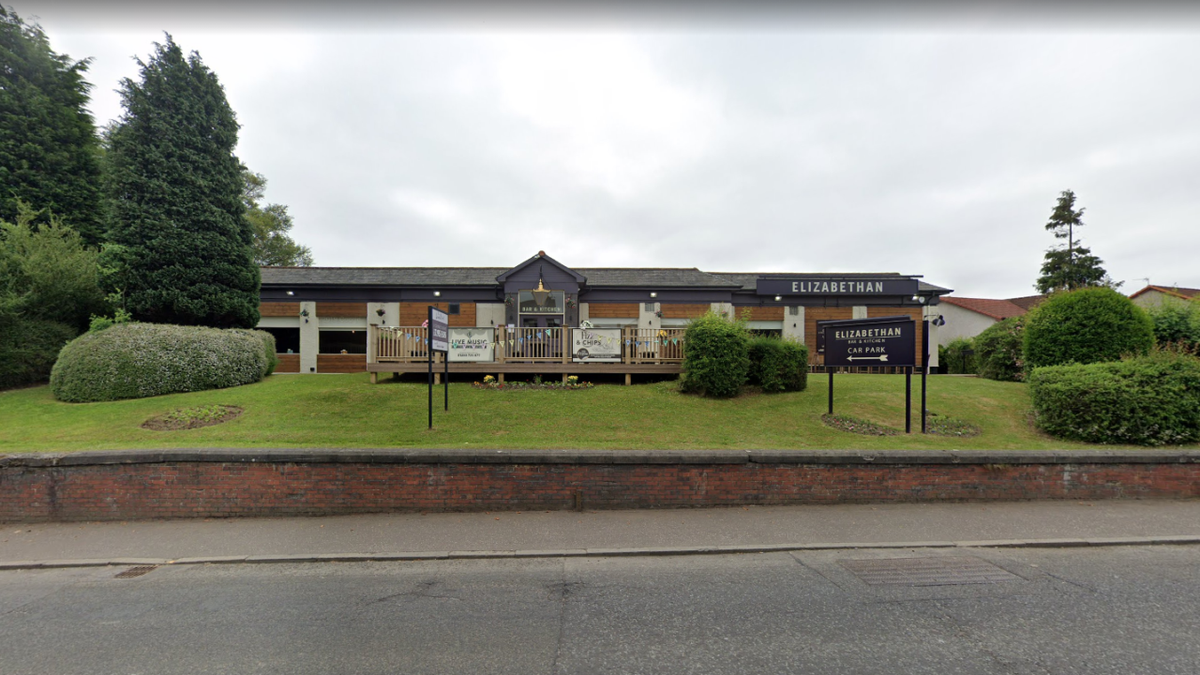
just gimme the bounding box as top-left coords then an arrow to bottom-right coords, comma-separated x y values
1129,285 -> 1199,309
936,295 -> 1046,346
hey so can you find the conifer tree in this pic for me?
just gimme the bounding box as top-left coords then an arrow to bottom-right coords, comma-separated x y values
1035,190 -> 1115,294
0,6 -> 104,245
105,36 -> 259,328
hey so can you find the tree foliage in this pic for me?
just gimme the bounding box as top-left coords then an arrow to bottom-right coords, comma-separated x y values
1146,297 -> 1200,352
243,170 -> 313,267
105,36 -> 260,328
680,311 -> 751,397
0,6 -> 104,245
0,200 -> 104,388
1035,190 -> 1115,294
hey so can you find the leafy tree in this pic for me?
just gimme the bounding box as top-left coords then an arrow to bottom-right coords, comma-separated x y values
0,200 -> 104,388
1035,190 -> 1116,294
0,6 -> 104,245
1146,297 -> 1200,351
243,170 -> 313,267
105,36 -> 260,328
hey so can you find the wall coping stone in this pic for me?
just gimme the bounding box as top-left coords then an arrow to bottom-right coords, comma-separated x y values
2,448 -> 1199,469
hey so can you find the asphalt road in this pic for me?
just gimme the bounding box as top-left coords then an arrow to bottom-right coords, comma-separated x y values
3,545 -> 1199,674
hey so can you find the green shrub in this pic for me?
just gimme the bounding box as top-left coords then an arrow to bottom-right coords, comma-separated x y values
1029,350 -> 1200,446
50,322 -> 269,402
230,328 -> 278,377
748,336 -> 809,392
975,317 -> 1026,381
680,311 -> 751,397
0,315 -> 76,389
1023,287 -> 1154,369
1146,297 -> 1200,352
939,337 -> 977,374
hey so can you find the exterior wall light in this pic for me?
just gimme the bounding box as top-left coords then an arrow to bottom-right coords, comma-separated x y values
912,294 -> 927,304
286,290 -> 294,296
774,295 -> 782,302
649,292 -> 658,298
433,291 -> 441,297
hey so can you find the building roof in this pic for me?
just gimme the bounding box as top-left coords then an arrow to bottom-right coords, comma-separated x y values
261,266 -> 741,288
1129,285 -> 1200,301
261,265 -> 951,294
940,296 -> 1043,321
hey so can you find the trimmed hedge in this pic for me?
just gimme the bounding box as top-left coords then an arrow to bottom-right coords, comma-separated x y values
1029,351 -> 1200,446
0,316 -> 77,389
975,317 -> 1025,381
1023,287 -> 1154,369
231,328 -> 278,376
680,311 -> 751,397
50,323 -> 272,402
939,337 -> 977,375
748,336 -> 809,392
1146,297 -> 1200,352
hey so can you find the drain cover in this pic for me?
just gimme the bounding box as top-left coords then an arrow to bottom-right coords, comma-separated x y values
114,565 -> 159,579
839,556 -> 1019,586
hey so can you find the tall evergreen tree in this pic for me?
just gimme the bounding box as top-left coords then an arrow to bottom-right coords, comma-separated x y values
1035,190 -> 1115,294
106,36 -> 259,328
0,6 -> 104,245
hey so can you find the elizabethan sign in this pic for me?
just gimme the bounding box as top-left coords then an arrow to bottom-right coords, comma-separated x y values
756,277 -> 919,297
821,316 -> 915,368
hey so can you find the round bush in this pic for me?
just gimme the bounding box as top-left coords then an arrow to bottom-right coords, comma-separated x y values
1029,351 -> 1200,446
1023,287 -> 1154,370
748,336 -> 809,392
939,337 -> 978,375
50,322 -> 269,402
680,312 -> 751,397
974,317 -> 1025,381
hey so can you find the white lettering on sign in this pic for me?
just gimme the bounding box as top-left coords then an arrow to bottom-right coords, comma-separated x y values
834,327 -> 901,340
790,281 -> 884,294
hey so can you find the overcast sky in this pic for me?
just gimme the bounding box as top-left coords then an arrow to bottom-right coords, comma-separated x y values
15,1 -> 1200,298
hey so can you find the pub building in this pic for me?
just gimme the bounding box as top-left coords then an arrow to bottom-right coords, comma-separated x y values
256,251 -> 951,382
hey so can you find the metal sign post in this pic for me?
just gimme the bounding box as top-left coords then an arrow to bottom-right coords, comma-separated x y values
819,316 -> 917,433
428,306 -> 449,429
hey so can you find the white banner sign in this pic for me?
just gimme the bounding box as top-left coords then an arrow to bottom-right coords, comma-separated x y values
448,328 -> 494,362
572,328 -> 622,362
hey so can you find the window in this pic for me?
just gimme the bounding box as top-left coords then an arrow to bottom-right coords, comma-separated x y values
448,303 -> 460,315
261,327 -> 300,354
319,329 -> 367,354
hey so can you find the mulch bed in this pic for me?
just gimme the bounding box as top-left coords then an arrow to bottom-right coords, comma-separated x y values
141,405 -> 244,431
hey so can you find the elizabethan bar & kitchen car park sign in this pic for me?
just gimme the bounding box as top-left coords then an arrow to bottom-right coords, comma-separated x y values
819,316 -> 924,433
428,306 -> 449,429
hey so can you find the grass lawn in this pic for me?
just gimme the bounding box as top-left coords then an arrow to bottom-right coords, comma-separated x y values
1,373 -> 1191,453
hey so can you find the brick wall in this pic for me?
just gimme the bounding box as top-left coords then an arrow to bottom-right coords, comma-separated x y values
2,450 -> 1197,523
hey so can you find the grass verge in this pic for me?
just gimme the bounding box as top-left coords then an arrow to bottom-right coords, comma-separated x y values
1,373 -> 1192,453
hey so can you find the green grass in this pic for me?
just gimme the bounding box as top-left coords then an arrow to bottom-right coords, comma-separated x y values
1,373 -> 1193,453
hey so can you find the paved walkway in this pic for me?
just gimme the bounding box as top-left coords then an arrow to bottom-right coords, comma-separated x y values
4,499 -> 1200,568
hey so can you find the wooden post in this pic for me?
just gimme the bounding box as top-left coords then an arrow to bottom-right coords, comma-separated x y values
498,373 -> 505,385
370,371 -> 378,384
625,373 -> 631,386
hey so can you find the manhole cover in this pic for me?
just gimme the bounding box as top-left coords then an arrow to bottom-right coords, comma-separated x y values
114,565 -> 159,579
839,556 -> 1019,586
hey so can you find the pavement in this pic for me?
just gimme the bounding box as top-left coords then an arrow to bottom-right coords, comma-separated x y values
3,498 -> 1200,569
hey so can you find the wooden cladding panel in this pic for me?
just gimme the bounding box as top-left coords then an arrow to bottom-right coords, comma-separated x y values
736,306 -> 784,321
804,307 -> 853,365
869,307 -> 925,366
399,302 -> 477,327
274,354 -> 300,373
317,354 -> 367,373
587,303 -> 639,318
661,304 -> 709,319
260,302 -> 299,317
315,302 -> 367,318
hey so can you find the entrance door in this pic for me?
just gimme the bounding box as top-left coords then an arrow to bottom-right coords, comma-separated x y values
521,315 -> 563,328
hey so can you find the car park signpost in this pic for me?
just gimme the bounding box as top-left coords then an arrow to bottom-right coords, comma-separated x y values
428,306 -> 449,429
819,316 -> 919,433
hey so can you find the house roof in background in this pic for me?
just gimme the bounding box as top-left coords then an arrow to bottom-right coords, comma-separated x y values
940,296 -> 1044,321
1129,285 -> 1200,301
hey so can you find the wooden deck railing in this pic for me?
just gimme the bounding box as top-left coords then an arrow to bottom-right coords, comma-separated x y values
369,325 -> 687,366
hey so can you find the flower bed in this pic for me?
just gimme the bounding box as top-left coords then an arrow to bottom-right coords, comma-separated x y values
472,375 -> 594,391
